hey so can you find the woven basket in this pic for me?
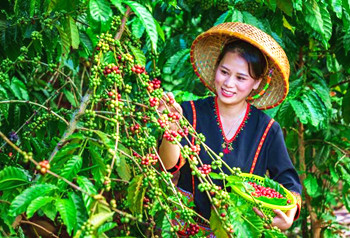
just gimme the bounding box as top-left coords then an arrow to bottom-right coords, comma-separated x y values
190,22 -> 290,110
231,173 -> 297,217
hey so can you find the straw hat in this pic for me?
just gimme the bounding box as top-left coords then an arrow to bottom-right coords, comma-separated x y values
190,22 -> 290,110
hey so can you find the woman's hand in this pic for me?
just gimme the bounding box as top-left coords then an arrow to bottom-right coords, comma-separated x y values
157,92 -> 183,170
157,92 -> 183,130
253,206 -> 297,231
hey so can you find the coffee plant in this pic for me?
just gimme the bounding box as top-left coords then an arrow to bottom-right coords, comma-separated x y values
1,0 -> 350,238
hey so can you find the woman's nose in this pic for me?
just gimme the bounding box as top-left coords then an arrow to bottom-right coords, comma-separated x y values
224,76 -> 235,87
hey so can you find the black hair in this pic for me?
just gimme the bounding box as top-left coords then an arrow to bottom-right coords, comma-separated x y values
216,40 -> 267,80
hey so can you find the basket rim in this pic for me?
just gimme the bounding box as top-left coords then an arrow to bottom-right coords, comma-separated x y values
232,173 -> 297,211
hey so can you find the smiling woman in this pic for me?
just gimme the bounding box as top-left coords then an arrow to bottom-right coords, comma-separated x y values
158,22 -> 302,234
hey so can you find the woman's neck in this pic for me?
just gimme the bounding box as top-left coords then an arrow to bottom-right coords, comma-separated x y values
216,97 -> 247,119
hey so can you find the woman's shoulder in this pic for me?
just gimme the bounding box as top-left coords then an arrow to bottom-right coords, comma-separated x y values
250,105 -> 281,132
181,96 -> 214,112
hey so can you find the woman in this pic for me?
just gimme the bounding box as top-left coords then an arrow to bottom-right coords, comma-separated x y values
158,22 -> 302,231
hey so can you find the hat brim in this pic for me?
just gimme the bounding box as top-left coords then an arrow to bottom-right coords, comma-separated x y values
190,22 -> 290,110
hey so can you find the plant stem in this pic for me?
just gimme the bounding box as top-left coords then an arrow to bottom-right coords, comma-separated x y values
48,91 -> 91,162
20,220 -> 59,238
0,100 -> 69,125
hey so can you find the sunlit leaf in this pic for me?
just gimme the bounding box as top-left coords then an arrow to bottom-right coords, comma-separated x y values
77,176 -> 97,210
342,86 -> 350,124
56,198 -> 77,236
9,184 -> 58,217
0,166 -> 31,190
303,175 -> 321,197
122,1 -> 158,51
127,174 -> 145,214
89,0 -> 112,22
58,155 -> 82,189
27,196 -> 55,218
210,210 -> 229,238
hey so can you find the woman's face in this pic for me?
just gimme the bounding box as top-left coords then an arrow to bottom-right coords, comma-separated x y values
214,51 -> 261,106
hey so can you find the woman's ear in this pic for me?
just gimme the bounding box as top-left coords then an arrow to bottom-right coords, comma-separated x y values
252,78 -> 262,90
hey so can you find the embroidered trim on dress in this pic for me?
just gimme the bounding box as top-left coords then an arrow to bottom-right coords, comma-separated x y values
213,96 -> 251,154
249,118 -> 275,173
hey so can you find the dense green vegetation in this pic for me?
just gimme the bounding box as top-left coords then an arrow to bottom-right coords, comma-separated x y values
0,0 -> 349,237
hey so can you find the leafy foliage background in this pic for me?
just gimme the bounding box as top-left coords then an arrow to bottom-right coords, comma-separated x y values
0,0 -> 350,237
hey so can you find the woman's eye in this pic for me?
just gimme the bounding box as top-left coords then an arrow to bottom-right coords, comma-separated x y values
237,76 -> 246,81
221,70 -> 228,75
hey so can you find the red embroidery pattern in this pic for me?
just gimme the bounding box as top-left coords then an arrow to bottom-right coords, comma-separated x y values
249,118 -> 275,174
214,96 -> 251,154
190,101 -> 197,196
291,191 -> 302,220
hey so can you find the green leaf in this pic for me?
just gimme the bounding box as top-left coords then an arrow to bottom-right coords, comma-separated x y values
89,0 -> 113,22
303,175 -> 321,197
69,192 -> 88,230
326,53 -> 341,73
41,202 -> 57,221
231,8 -> 243,22
338,164 -> 350,185
311,80 -> 331,109
329,0 -> 343,19
95,130 -> 114,148
319,2 -> 332,45
277,0 -> 293,16
90,210 -> 114,230
343,184 -> 350,212
56,198 -> 77,236
130,45 -> 146,66
329,165 -> 339,183
122,0 -> 158,51
9,184 -> 58,217
255,196 -> 287,206
30,0 -> 36,17
131,17 -> 145,39
88,146 -> 106,185
52,142 -> 81,162
56,25 -> 70,58
77,176 -> 97,210
342,86 -> 350,124
209,172 -> 225,180
304,1 -> 324,35
263,229 -> 287,238
161,216 -> 173,238
304,1 -> 332,45
231,211 -> 264,238
63,16 -> 80,50
27,196 -> 55,218
163,49 -> 190,75
97,222 -> 117,235
344,30 -> 350,55
268,0 -> 277,11
210,210 -> 229,238
63,89 -> 78,107
155,19 -> 165,42
264,176 -> 286,196
242,11 -> 263,30
302,90 -> 327,127
215,10 -> 232,25
116,156 -> 132,181
127,174 -> 145,214
10,77 -> 29,100
289,99 -> 309,124
110,0 -> 126,14
0,166 -> 31,190
58,155 -> 82,188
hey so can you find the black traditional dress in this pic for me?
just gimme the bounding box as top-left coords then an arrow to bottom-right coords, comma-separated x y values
168,96 -> 302,221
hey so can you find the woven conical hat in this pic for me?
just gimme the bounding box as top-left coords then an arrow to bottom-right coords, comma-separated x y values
190,22 -> 290,109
